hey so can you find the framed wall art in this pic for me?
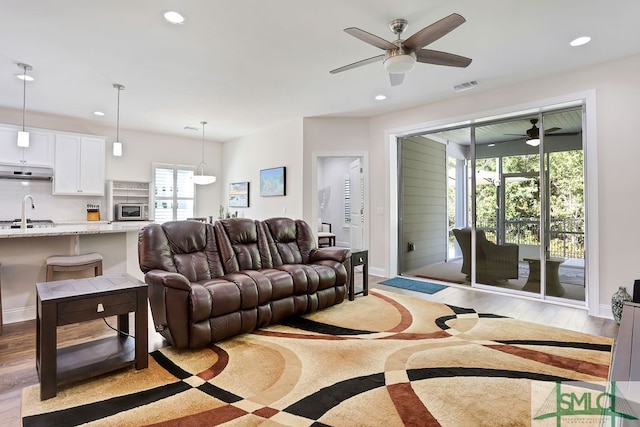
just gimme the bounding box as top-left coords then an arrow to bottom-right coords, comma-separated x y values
229,182 -> 250,208
260,166 -> 286,197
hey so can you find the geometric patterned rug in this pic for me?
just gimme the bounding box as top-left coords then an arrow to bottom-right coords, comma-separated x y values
22,289 -> 613,426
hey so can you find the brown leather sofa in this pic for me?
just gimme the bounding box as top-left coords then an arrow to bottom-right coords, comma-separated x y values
138,217 -> 351,349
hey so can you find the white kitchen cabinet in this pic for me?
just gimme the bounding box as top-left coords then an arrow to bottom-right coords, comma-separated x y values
53,134 -> 105,195
0,125 -> 54,167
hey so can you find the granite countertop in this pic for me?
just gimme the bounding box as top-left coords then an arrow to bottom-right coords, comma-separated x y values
0,221 -> 154,239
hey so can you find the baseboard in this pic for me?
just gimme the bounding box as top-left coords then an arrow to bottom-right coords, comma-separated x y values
368,266 -> 386,278
598,304 -> 615,320
3,305 -> 36,324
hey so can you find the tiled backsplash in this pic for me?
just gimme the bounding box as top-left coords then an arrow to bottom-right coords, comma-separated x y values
0,180 -> 104,221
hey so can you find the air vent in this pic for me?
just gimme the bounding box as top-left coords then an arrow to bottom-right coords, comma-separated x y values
453,80 -> 478,92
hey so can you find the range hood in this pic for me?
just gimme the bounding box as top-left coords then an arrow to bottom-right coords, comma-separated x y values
0,164 -> 54,181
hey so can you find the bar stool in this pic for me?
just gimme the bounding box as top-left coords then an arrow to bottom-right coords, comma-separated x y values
45,253 -> 103,282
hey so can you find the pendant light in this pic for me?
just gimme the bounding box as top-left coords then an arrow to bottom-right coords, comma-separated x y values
17,63 -> 32,148
193,121 -> 216,185
112,83 -> 124,156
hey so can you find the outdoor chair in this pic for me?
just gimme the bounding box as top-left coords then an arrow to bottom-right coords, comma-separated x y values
453,228 -> 519,282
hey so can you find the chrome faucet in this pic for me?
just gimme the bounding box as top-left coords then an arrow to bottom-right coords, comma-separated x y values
21,195 -> 35,229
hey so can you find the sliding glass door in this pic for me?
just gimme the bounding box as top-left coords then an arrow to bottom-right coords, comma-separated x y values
398,107 -> 585,305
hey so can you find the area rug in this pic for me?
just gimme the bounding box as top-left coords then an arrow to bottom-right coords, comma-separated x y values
22,290 -> 613,427
380,276 -> 448,294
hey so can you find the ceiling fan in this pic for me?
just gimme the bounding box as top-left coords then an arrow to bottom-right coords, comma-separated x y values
330,13 -> 472,86
508,119 -> 564,146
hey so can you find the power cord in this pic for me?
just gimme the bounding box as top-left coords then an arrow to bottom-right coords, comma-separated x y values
102,317 -> 135,338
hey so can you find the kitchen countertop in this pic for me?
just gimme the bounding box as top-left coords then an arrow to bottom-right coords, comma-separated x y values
0,221 -> 153,239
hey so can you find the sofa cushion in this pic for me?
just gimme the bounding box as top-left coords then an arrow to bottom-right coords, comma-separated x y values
139,221 -> 225,280
263,217 -> 316,266
215,219 -> 274,273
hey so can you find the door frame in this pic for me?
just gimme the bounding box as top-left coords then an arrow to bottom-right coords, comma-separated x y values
311,151 -> 369,250
386,90 -> 600,315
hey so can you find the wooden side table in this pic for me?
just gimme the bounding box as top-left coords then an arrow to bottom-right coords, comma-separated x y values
349,249 -> 368,301
36,274 -> 148,400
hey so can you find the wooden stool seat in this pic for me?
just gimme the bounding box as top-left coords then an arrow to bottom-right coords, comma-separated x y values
45,253 -> 103,281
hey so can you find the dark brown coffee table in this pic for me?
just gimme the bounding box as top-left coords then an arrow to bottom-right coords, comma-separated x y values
36,274 -> 148,400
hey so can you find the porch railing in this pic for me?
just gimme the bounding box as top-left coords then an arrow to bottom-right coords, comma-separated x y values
477,217 -> 585,259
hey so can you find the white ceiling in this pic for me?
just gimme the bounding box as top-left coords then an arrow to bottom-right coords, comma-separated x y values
1,0 -> 639,142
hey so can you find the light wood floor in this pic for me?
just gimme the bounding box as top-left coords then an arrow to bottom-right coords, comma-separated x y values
0,274 -> 618,427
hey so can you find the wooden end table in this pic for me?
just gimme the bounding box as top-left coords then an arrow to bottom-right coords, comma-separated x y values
349,249 -> 369,301
36,274 -> 148,400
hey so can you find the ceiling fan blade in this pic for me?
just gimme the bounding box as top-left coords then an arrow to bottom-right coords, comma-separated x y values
344,27 -> 397,50
329,54 -> 385,74
416,49 -> 472,68
544,131 -> 581,137
389,73 -> 405,86
404,13 -> 466,50
544,127 -> 562,134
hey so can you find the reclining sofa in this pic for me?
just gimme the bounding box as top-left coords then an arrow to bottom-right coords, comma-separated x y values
138,217 -> 351,349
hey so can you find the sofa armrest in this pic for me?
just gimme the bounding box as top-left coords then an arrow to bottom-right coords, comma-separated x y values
144,269 -> 193,349
144,269 -> 192,291
310,247 -> 352,263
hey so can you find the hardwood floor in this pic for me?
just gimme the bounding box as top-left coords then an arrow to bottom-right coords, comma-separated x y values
0,274 -> 618,427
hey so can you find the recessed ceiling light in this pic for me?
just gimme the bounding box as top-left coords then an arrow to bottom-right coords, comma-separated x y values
374,94 -> 387,101
570,36 -> 591,47
488,143 -> 495,147
93,111 -> 105,116
15,74 -> 34,82
164,11 -> 185,25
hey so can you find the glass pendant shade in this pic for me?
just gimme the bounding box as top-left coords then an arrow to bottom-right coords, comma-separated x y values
17,63 -> 32,148
194,121 -> 216,185
17,130 -> 30,147
113,83 -> 124,157
113,141 -> 123,156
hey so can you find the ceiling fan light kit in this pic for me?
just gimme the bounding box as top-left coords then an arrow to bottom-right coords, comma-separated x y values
384,51 -> 416,74
526,138 -> 541,147
330,13 -> 471,86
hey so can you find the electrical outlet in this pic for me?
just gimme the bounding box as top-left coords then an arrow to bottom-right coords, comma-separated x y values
408,242 -> 415,252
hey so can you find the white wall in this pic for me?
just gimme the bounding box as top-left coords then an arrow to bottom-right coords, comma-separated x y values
367,53 -> 640,316
302,117 -> 371,251
221,119 -> 304,220
0,108 -> 223,220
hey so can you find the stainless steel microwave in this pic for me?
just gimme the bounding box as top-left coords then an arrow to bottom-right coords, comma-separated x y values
115,203 -> 149,221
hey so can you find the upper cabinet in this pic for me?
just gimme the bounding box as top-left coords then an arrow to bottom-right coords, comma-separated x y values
0,125 -> 54,167
53,134 -> 105,196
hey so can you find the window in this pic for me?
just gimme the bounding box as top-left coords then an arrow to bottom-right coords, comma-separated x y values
153,164 -> 195,223
344,178 -> 351,224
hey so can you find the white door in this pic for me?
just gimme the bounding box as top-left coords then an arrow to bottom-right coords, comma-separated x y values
349,159 -> 364,249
